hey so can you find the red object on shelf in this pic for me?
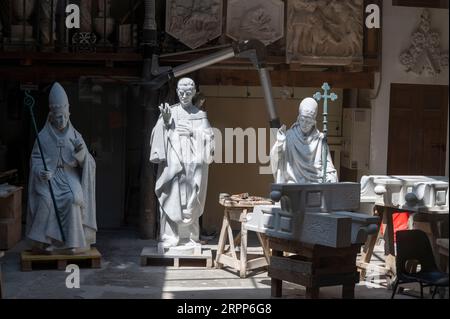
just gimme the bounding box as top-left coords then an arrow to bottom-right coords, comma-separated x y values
381,212 -> 410,243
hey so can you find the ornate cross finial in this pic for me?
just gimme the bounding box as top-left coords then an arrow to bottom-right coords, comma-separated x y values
313,82 -> 338,183
313,83 -> 338,136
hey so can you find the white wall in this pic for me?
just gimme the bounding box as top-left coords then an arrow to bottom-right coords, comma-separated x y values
370,2 -> 449,175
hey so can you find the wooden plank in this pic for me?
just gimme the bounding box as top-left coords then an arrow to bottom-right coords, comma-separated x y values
240,217 -> 248,278
215,214 -> 229,269
0,52 -> 142,62
21,248 -> 101,261
257,233 -> 271,263
270,256 -> 313,274
0,65 -> 141,82
356,261 -> 390,275
226,215 -> 238,260
246,257 -> 268,271
269,237 -> 360,258
0,169 -> 18,180
268,267 -> 313,287
20,248 -> 102,271
196,69 -> 374,89
313,272 -> 360,287
216,253 -> 240,270
392,0 -> 449,9
269,237 -> 314,258
359,206 -> 383,278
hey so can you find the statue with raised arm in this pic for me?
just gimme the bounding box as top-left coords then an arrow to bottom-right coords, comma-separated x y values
270,97 -> 338,184
26,82 -> 97,255
150,78 -> 214,252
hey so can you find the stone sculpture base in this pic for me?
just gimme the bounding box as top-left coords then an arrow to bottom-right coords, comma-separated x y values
21,247 -> 102,272
140,246 -> 213,269
157,242 -> 203,256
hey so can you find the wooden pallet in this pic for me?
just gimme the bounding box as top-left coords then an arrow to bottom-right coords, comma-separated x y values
140,247 -> 213,268
21,247 -> 102,271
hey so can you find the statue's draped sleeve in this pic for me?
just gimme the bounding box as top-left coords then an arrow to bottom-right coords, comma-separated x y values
270,127 -> 287,183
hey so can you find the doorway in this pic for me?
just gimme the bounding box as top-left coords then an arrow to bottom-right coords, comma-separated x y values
387,83 -> 448,176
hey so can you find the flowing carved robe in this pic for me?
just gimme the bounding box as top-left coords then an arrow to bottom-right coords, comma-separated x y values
26,120 -> 97,249
271,123 -> 338,184
150,104 -> 214,243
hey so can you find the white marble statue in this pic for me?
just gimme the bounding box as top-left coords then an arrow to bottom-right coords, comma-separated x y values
150,78 -> 214,251
271,97 -> 338,184
26,82 -> 97,254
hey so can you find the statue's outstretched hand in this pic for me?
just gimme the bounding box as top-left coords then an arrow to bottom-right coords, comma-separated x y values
277,124 -> 287,142
159,103 -> 171,127
70,138 -> 86,164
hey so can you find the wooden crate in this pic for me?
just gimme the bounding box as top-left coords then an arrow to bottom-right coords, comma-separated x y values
21,247 -> 102,271
0,187 -> 22,220
0,218 -> 21,250
0,187 -> 23,250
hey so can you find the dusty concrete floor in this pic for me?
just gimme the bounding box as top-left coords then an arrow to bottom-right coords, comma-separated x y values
0,229 -> 423,299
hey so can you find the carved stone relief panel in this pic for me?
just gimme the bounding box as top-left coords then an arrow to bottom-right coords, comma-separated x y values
400,9 -> 449,77
286,0 -> 364,65
165,0 -> 223,49
226,0 -> 284,45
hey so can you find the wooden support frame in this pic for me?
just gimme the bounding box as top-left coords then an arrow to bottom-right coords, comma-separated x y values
268,238 -> 361,299
215,206 -> 270,278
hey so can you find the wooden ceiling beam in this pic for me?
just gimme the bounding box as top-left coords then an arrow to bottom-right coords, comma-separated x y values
0,65 -> 141,82
0,62 -> 375,89
195,69 -> 374,89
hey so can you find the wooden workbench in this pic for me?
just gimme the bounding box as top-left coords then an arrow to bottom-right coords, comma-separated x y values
215,195 -> 272,278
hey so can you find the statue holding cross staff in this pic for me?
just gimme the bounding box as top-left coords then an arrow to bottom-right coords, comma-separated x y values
270,84 -> 338,184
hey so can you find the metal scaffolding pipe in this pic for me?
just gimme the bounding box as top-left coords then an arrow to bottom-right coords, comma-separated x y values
172,47 -> 235,78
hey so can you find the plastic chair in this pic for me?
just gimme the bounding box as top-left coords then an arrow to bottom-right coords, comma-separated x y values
391,230 -> 449,299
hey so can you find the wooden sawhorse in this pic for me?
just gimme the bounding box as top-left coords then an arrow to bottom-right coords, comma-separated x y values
215,199 -> 271,278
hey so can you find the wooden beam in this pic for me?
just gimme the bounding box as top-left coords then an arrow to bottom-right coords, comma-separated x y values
0,65 -> 141,82
392,0 -> 449,9
0,58 -> 374,89
195,69 -> 375,89
0,52 -> 142,63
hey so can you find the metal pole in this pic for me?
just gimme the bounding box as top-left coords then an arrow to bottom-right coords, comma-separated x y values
258,68 -> 280,129
321,101 -> 328,184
